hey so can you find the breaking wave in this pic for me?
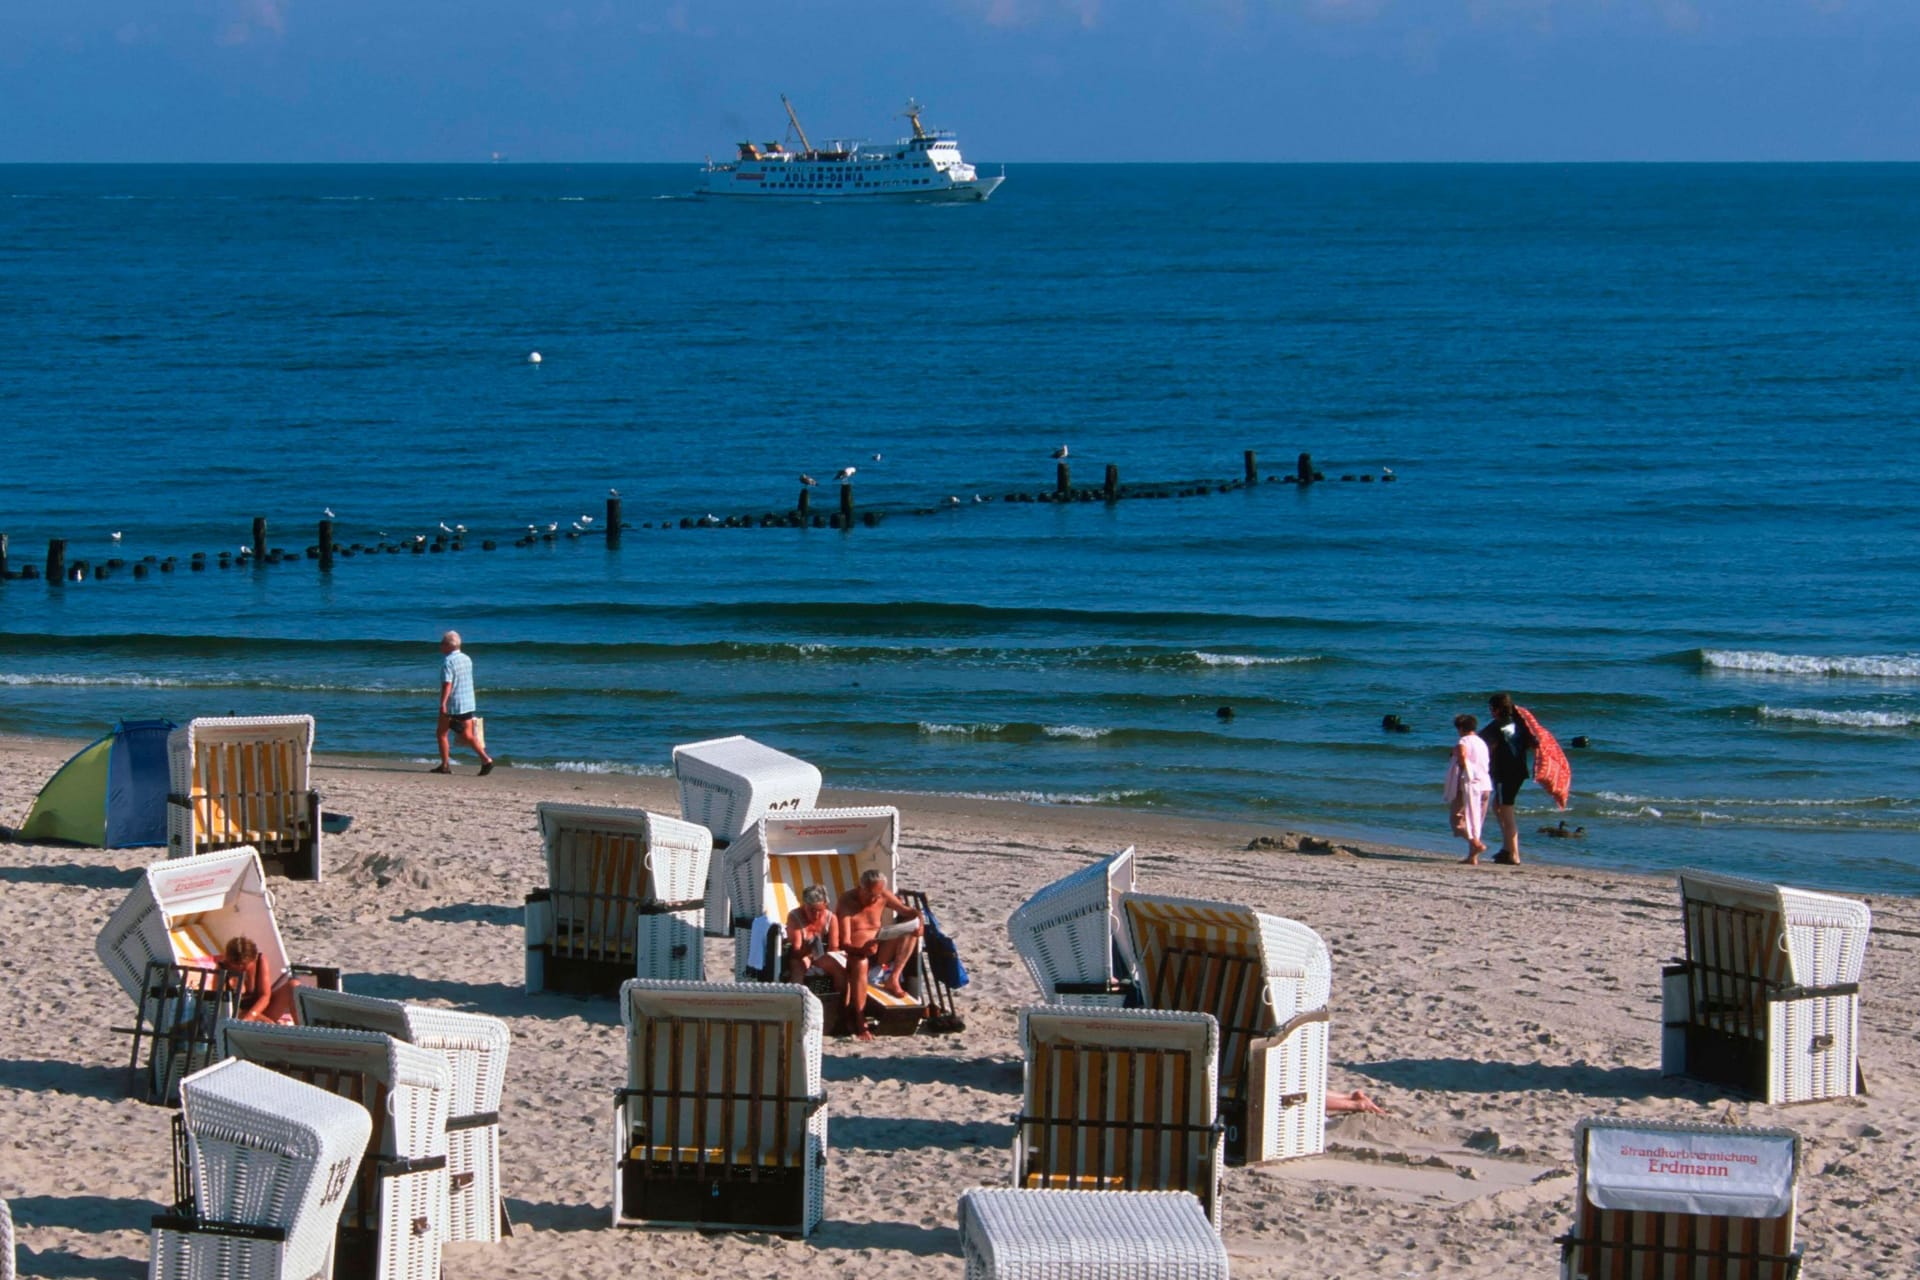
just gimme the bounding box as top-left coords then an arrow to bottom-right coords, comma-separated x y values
1698,649 -> 1920,679
1757,706 -> 1920,730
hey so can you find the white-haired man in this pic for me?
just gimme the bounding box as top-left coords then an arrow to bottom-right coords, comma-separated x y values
435,630 -> 496,775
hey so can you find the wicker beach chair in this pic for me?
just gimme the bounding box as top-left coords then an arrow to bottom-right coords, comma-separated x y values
613,979 -> 828,1237
958,1188 -> 1228,1280
295,988 -> 512,1244
222,1023 -> 453,1280
0,1195 -> 12,1280
1662,869 -> 1871,1104
1558,1116 -> 1802,1280
724,806 -> 929,1035
95,846 -> 343,1102
1008,847 -> 1139,1007
151,1058 -> 373,1280
1013,1007 -> 1224,1225
673,735 -> 822,935
525,803 -> 712,996
1121,892 -> 1331,1165
167,715 -> 322,880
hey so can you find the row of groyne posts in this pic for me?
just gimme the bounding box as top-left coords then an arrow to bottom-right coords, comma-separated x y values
0,451 -> 1394,584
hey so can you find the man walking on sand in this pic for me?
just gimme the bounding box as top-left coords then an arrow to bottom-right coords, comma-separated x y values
435,630 -> 496,776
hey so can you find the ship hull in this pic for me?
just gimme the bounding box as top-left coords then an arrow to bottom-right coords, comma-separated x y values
695,176 -> 1003,203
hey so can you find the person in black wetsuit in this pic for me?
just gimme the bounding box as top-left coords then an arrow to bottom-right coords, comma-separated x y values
1480,691 -> 1536,865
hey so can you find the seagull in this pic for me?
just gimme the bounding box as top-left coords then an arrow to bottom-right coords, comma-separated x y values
946,495 -> 961,505
454,523 -> 467,535
609,487 -> 619,498
579,514 -> 593,525
323,507 -> 335,519
871,452 -> 883,462
834,466 -> 857,483
571,521 -> 585,532
973,494 -> 986,503
437,521 -> 454,535
110,531 -> 122,542
1052,444 -> 1070,460
238,545 -> 252,555
800,473 -> 818,486
1381,466 -> 1395,478
545,522 -> 559,534
376,530 -> 388,539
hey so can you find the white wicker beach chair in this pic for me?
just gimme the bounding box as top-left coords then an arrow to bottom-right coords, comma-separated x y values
958,1188 -> 1228,1280
1014,1007 -> 1223,1225
1558,1116 -> 1802,1280
1007,847 -> 1138,1007
1121,892 -> 1331,1165
152,1058 -> 373,1280
673,735 -> 822,934
724,806 -> 927,1034
222,1023 -> 453,1280
525,803 -> 712,996
95,846 -> 342,1102
167,715 -> 322,880
0,1195 -> 12,1280
294,988 -> 512,1244
1662,869 -> 1871,1104
613,979 -> 827,1237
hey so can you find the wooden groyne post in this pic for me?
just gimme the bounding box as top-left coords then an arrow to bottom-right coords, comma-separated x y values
1104,464 -> 1119,502
0,533 -> 8,579
797,486 -> 812,518
1296,451 -> 1315,485
606,494 -> 622,549
1244,450 -> 1258,484
318,519 -> 335,572
1056,461 -> 1071,495
46,538 -> 66,584
251,517 -> 268,560
839,481 -> 855,526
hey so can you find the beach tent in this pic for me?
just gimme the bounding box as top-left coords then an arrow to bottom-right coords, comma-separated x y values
19,719 -> 175,847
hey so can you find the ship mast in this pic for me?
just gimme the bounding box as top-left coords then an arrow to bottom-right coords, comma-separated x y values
781,95 -> 815,156
902,98 -> 929,140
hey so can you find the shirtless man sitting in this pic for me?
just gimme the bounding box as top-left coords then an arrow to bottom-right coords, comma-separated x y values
835,869 -> 922,1042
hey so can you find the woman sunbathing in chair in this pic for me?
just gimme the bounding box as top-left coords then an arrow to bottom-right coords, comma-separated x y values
785,885 -> 848,997
219,936 -> 301,1024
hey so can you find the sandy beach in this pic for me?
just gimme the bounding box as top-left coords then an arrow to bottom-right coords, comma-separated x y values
1,730 -> 1914,1279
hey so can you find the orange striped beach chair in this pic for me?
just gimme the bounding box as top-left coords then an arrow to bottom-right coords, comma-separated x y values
167,716 -> 322,880
1121,892 -> 1331,1165
1558,1117 -> 1802,1280
723,807 -> 927,1035
526,804 -> 712,997
1013,1006 -> 1223,1225
1662,870 -> 1870,1104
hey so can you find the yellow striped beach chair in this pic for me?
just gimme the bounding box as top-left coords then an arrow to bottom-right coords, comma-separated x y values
724,807 -> 926,1033
167,716 -> 322,880
1121,893 -> 1331,1165
1558,1117 -> 1802,1280
1013,1006 -> 1223,1225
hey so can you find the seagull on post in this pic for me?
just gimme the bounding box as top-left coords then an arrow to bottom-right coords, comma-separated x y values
800,474 -> 818,487
323,507 -> 335,519
1052,444 -> 1070,460
835,466 -> 857,483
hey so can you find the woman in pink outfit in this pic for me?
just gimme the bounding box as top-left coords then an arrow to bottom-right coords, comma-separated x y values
1444,713 -> 1493,863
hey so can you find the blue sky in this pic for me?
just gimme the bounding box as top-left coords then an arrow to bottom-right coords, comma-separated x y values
2,1 -> 1916,162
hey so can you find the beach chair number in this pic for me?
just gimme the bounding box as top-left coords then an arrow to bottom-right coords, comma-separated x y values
320,1157 -> 355,1206
767,798 -> 804,812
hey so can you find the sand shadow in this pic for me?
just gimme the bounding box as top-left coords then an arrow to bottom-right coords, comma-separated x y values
823,1053 -> 1019,1092
0,862 -> 139,890
6,1193 -> 160,1234
0,1057 -> 138,1102
391,902 -> 520,928
503,1197 -> 604,1233
831,1113 -> 1014,1151
810,1217 -> 960,1257
350,972 -> 621,1026
1348,1057 -> 1707,1101
15,1247 -> 147,1280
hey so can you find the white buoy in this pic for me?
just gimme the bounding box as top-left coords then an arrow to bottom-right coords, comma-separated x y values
527,351 -> 543,364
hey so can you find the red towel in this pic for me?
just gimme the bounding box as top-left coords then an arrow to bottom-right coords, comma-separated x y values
1516,705 -> 1571,810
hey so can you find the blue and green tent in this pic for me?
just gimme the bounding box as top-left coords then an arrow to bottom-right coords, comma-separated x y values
19,719 -> 175,847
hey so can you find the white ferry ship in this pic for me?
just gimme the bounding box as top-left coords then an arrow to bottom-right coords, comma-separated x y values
699,98 -> 1004,202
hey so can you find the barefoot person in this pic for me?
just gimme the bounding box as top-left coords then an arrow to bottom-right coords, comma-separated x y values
1445,713 -> 1493,864
218,936 -> 303,1024
435,630 -> 495,776
835,869 -> 921,1042
1326,1089 -> 1387,1115
1480,693 -> 1536,864
784,885 -> 848,1001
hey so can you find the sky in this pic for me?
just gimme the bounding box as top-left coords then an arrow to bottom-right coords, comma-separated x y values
1,0 -> 1916,162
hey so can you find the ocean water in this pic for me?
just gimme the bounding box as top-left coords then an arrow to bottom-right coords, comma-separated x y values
2,163 -> 1917,894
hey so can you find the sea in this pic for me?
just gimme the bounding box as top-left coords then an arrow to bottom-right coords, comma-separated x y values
2,163 -> 1917,895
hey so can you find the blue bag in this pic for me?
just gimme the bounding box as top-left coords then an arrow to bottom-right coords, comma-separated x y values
920,902 -> 969,990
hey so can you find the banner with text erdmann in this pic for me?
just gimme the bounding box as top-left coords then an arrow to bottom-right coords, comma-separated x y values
1586,1126 -> 1796,1218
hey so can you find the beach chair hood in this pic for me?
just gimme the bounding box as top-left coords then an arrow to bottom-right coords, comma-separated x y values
722,806 -> 900,936
1007,846 -> 1137,1003
96,846 -> 290,1006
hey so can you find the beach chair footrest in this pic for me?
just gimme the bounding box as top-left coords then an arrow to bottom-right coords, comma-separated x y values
528,947 -> 635,998
617,1158 -> 810,1235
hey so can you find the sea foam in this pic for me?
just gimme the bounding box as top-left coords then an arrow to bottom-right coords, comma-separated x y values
1759,706 -> 1919,729
1702,649 -> 1920,679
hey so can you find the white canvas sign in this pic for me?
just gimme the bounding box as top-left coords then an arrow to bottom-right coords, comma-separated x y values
1586,1126 -> 1796,1218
